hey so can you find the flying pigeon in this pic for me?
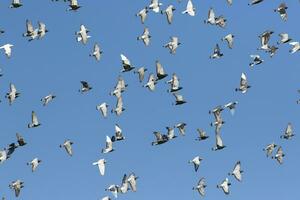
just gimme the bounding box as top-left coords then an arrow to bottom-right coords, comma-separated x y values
263,143 -> 277,157
111,124 -> 125,142
10,0 -> 23,8
152,131 -> 168,145
274,3 -> 288,21
249,55 -> 263,67
90,43 -> 103,61
161,5 -> 175,24
272,146 -> 285,164
166,73 -> 182,93
79,81 -> 92,93
111,96 -> 125,116
136,8 -> 148,24
189,156 -> 203,172
137,28 -> 151,46
173,93 -> 186,105
182,0 -> 195,16
228,161 -> 243,182
76,25 -> 90,44
209,43 -> 223,59
9,180 -> 24,197
68,0 -> 81,11
217,178 -> 231,195
5,83 -> 20,105
41,94 -> 56,106
134,67 -> 147,83
235,73 -> 251,93
155,60 -> 168,80
193,177 -> 206,197
164,37 -> 180,54
96,102 -> 109,118
27,158 -> 42,172
280,123 -> 295,140
0,44 -> 14,58
212,133 -> 226,151
148,0 -> 162,13
196,129 -> 209,141
222,34 -> 234,49
92,159 -> 106,176
102,136 -> 114,153
60,140 -> 73,156
28,111 -> 41,128
120,54 -> 135,72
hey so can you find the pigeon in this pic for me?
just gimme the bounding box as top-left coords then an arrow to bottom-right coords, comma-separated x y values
111,124 -> 125,142
164,37 -> 180,54
227,0 -> 233,5
137,28 -> 151,46
222,34 -> 234,49
193,178 -> 206,197
9,180 -> 24,197
96,102 -> 109,118
127,173 -> 138,192
37,21 -> 48,39
79,81 -> 92,93
76,25 -> 90,44
210,106 -> 225,128
110,76 -> 128,97
263,143 -> 277,157
10,0 -> 23,8
111,96 -> 125,116
105,185 -> 119,198
16,133 -> 26,146
102,136 -> 114,154
204,8 -> 216,25
277,33 -> 292,44
196,129 -> 209,141
212,133 -> 226,151
274,3 -> 288,21
224,101 -> 238,115
148,0 -> 162,13
136,8 -> 148,24
289,42 -> 300,54
189,156 -> 203,172
182,0 -> 195,16
235,73 -> 251,93
143,73 -> 157,91
173,93 -> 186,105
258,30 -> 274,51
0,44 -> 13,58
120,54 -> 135,72
249,55 -> 263,67
0,149 -> 7,163
90,43 -> 103,61
166,73 -> 182,93
209,44 -> 223,59
119,174 -> 130,194
152,131 -> 168,145
7,143 -> 18,158
5,83 -> 20,105
92,159 -> 106,176
155,60 -> 168,80
28,111 -> 41,128
134,67 -> 147,83
60,140 -> 73,156
161,5 -> 175,24
41,94 -> 56,106
27,158 -> 41,172
175,122 -> 186,136
272,146 -> 285,164
28,28 -> 39,41
228,161 -> 243,182
217,178 -> 231,195
166,126 -> 177,140
68,0 -> 81,11
23,19 -> 35,37
267,45 -> 279,57
280,123 -> 295,140
215,16 -> 227,28
248,0 -> 264,6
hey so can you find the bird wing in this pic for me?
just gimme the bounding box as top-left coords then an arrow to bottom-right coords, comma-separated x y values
26,19 -> 34,33
156,61 -> 165,75
216,133 -> 223,147
106,136 -> 113,150
32,111 -> 38,125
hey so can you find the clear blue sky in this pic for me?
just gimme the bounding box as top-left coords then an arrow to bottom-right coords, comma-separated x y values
1,0 -> 300,199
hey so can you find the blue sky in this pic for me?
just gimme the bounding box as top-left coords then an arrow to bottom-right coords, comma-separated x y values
1,0 -> 300,199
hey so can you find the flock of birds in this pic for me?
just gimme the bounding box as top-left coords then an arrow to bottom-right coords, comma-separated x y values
0,0 -> 299,199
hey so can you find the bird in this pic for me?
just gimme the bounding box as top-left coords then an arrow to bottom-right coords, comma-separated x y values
210,106 -> 225,129
136,8 -> 148,24
212,133 -> 226,151
23,19 -> 35,37
76,25 -> 90,45
155,60 -> 168,80
210,44 -> 223,59
28,28 -> 39,41
111,124 -> 125,142
164,37 -> 180,54
110,76 -> 128,97
272,146 -> 285,164
258,30 -> 274,51
182,0 -> 195,16
134,67 -> 147,83
204,8 -> 216,25
166,126 -> 177,140
68,0 -> 81,11
119,174 -> 130,194
28,111 -> 41,128
120,54 -> 135,72
274,3 -> 288,21
227,0 -> 233,5
10,0 -> 23,8
9,180 -> 24,197
16,133 -> 26,146
267,45 -> 279,57
96,102 -> 109,118
79,81 -> 92,93
111,96 -> 125,116
127,173 -> 138,192
235,73 -> 251,93
143,73 -> 157,91
263,143 -> 277,157
248,0 -> 264,6
60,140 -> 73,156
215,15 -> 227,28
0,44 -> 14,58
277,33 -> 292,44
102,136 -> 114,154
41,94 -> 56,106
196,129 -> 209,141
37,21 -> 48,39
152,131 -> 168,145
217,178 -> 231,195
161,5 -> 175,24
289,42 -> 300,54
280,123 -> 295,140
224,101 -> 238,115
27,158 -> 42,172
173,93 -> 186,105
175,122 -> 187,136
228,161 -> 243,182
249,54 -> 263,67
193,177 -> 206,197
137,27 -> 151,46
90,43 -> 103,61
222,34 -> 234,49
105,185 -> 119,198
189,156 -> 203,172
166,73 -> 182,93
148,0 -> 163,13
5,83 -> 20,105
92,159 -> 106,176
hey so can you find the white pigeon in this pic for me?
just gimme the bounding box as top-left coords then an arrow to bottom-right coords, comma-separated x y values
137,28 -> 151,46
280,123 -> 295,140
193,177 -> 206,197
27,158 -> 41,172
249,54 -> 263,68
60,140 -> 73,156
9,180 -> 24,197
222,34 -> 234,49
173,93 -> 186,105
110,76 -> 127,97
277,33 -> 292,44
0,44 -> 13,58
166,73 -> 182,93
5,83 -> 20,105
136,8 -> 148,24
229,161 -> 243,181
111,96 -> 125,116
164,37 -> 180,54
90,43 -> 102,61
111,124 -> 125,142
23,19 -> 34,37
204,8 -> 216,25
235,73 -> 251,93
271,146 -> 285,164
263,143 -> 277,157
175,122 -> 186,136
127,173 -> 138,192
28,111 -> 41,128
289,42 -> 300,54
224,101 -> 238,115
161,5 -> 175,24
143,73 -> 157,91
38,21 -> 48,39
68,0 -> 81,11
102,136 -> 114,154
76,24 -> 91,45
96,102 -> 109,118
182,0 -> 195,16
119,174 -> 130,194
227,0 -> 233,5
134,67 -> 147,83
155,60 -> 168,80
105,185 -> 119,198
148,0 -> 162,13
120,54 -> 135,72
196,129 -> 209,141
10,0 -> 23,8
41,94 -> 56,106
92,159 -> 106,176
189,156 -> 203,172
217,178 -> 231,195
